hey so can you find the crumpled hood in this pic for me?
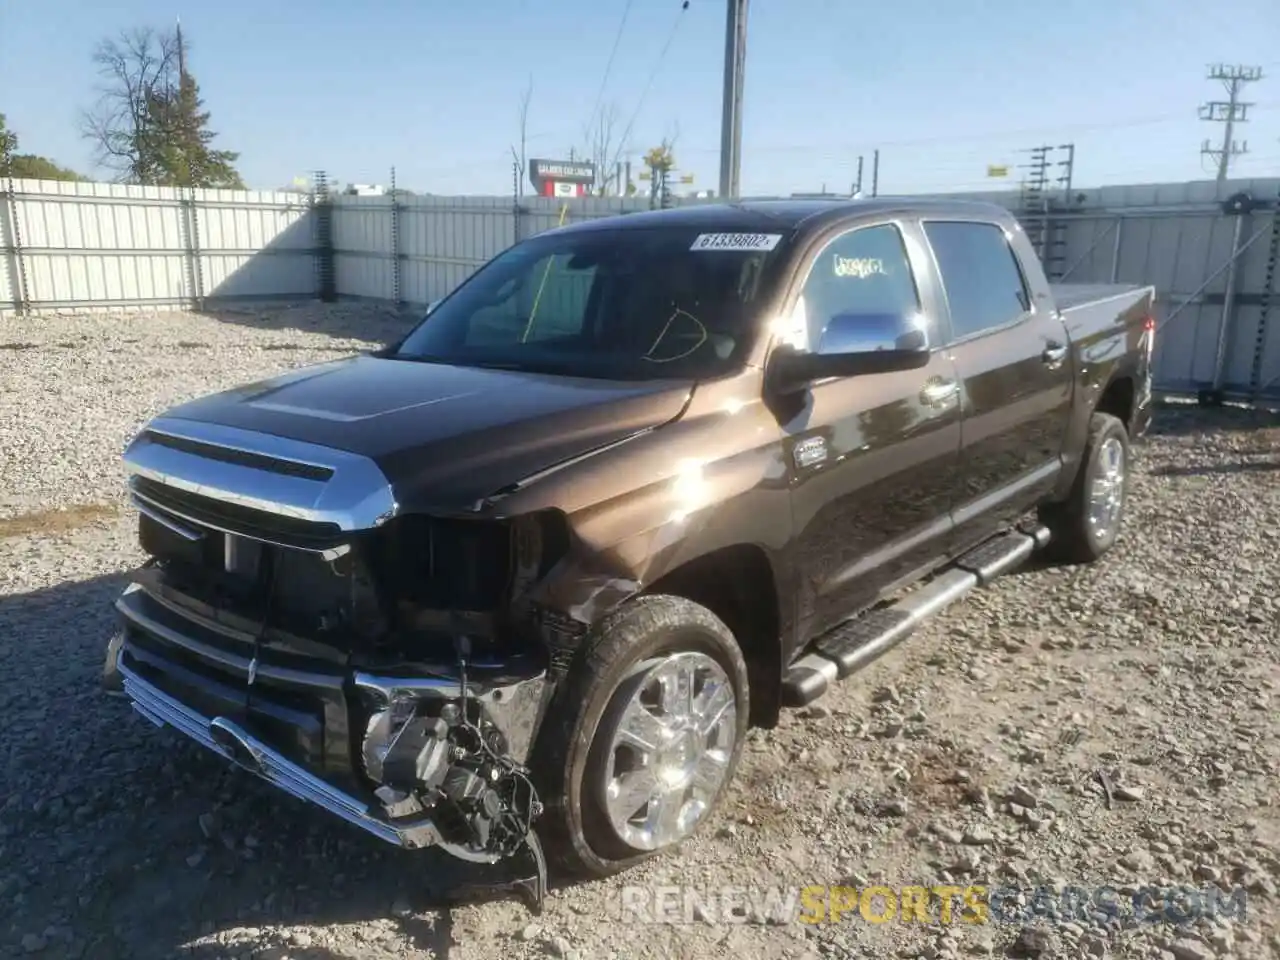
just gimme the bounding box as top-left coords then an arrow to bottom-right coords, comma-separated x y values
162,354 -> 694,512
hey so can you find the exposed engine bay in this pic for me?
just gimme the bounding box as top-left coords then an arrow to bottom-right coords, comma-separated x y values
123,480 -> 582,911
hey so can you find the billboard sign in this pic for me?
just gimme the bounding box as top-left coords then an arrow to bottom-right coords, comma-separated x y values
529,158 -> 597,197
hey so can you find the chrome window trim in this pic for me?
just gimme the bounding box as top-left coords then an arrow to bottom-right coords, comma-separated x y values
123,416 -> 398,532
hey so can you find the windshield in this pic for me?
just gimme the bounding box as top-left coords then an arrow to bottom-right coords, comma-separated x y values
391,226 -> 791,380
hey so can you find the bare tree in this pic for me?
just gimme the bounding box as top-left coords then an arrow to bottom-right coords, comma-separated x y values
510,76 -> 534,199
581,101 -> 630,196
81,27 -> 181,183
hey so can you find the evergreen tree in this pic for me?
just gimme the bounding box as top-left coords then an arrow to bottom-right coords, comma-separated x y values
144,73 -> 244,188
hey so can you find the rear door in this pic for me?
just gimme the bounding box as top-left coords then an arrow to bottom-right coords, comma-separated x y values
921,219 -> 1073,551
783,218 -> 963,644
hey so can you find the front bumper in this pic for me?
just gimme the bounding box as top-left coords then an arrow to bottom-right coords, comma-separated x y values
116,650 -> 448,851
107,581 -> 547,861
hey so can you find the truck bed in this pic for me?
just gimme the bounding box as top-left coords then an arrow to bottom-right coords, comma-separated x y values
1049,282 -> 1150,314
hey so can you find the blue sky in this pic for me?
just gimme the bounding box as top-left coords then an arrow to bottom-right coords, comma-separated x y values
3,0 -> 1279,196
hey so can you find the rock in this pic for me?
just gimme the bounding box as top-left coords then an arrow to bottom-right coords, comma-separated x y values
965,930 -> 994,954
390,896 -> 412,918
961,826 -> 995,846
1247,875 -> 1275,897
1119,848 -> 1155,872
1080,935 -> 1107,956
873,685 -> 902,704
931,824 -> 965,845
880,798 -> 910,817
1194,863 -> 1221,883
21,933 -> 47,953
1207,930 -> 1231,952
1167,940 -> 1214,960
1008,926 -> 1052,957
547,935 -> 573,957
1114,785 -> 1145,802
1008,784 -> 1039,808
519,923 -> 540,942
801,704 -> 832,719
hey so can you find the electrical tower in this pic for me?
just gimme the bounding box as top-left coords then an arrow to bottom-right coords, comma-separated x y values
1199,64 -> 1263,182
1018,144 -> 1075,279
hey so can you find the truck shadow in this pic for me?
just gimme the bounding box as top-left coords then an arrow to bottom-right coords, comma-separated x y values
189,301 -> 419,347
1147,401 -> 1280,438
0,570 -> 565,960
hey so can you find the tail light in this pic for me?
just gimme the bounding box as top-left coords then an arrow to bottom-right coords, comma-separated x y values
1142,313 -> 1156,363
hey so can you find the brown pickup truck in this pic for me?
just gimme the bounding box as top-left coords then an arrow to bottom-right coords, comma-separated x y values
104,198 -> 1156,906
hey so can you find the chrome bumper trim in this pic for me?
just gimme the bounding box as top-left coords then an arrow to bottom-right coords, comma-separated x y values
116,653 -> 446,852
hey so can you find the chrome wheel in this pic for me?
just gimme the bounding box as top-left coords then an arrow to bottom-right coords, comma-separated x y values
597,651 -> 738,851
1088,435 -> 1126,539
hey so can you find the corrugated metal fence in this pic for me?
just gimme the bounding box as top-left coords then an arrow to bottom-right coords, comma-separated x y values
332,194 -> 682,305
0,178 -> 315,311
3,175 -> 1278,401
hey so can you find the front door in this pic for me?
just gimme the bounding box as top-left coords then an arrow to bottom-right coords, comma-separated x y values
783,220 -> 963,645
921,219 -> 1074,551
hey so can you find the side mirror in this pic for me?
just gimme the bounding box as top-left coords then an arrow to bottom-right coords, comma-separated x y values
767,310 -> 931,393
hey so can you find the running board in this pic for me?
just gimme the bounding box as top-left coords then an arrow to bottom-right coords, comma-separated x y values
781,525 -> 1047,708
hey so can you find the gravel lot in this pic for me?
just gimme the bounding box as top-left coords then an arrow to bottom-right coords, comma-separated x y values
1,304 -> 1277,960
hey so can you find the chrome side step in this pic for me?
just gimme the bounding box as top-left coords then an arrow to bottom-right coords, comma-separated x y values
781,526 -> 1046,707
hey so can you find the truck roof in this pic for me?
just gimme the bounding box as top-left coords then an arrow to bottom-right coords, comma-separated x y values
551,197 -> 1015,237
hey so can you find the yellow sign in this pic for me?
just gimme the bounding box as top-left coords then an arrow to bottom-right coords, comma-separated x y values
987,165 -> 1010,178
638,172 -> 652,181
680,174 -> 695,184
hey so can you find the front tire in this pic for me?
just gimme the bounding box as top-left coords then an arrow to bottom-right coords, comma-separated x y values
1040,411 -> 1130,563
530,594 -> 750,879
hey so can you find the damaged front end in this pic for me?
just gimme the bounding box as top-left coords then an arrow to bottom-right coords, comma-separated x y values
106,418 -> 589,909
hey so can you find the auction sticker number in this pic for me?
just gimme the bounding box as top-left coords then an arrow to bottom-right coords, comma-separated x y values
690,233 -> 783,252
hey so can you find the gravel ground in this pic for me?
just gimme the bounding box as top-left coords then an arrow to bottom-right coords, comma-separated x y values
1,304 -> 1277,960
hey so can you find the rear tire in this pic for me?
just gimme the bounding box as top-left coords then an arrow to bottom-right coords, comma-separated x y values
1040,411 -> 1130,564
529,594 -> 750,880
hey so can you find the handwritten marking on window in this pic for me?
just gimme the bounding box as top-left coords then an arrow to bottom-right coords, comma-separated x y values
833,255 -> 885,279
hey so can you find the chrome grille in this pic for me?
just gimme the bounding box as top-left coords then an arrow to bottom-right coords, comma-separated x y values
122,416 -> 398,548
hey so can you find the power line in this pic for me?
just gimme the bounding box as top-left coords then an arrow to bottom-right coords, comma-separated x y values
616,1 -> 690,160
1199,64 -> 1264,181
677,111 -> 1195,158
585,0 -> 635,141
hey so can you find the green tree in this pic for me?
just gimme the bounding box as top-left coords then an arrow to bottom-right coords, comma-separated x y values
82,26 -> 243,188
144,73 -> 244,188
7,155 -> 86,181
644,140 -> 676,209
0,114 -> 16,170
0,113 -> 85,181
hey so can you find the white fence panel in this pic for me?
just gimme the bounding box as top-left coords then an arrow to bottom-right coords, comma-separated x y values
0,179 -> 316,313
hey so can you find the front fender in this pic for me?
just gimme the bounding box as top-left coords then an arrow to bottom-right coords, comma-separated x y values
495,373 -> 794,629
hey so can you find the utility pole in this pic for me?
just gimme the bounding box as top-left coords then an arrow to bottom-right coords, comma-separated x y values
175,18 -> 187,81
718,0 -> 749,199
1200,64 -> 1263,182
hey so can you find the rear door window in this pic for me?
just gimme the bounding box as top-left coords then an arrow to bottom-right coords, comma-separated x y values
923,221 -> 1030,340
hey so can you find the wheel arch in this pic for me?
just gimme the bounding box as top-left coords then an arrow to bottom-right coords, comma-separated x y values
643,543 -> 786,729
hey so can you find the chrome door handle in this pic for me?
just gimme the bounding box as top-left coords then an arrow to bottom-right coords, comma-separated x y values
1042,342 -> 1068,367
920,379 -> 959,406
